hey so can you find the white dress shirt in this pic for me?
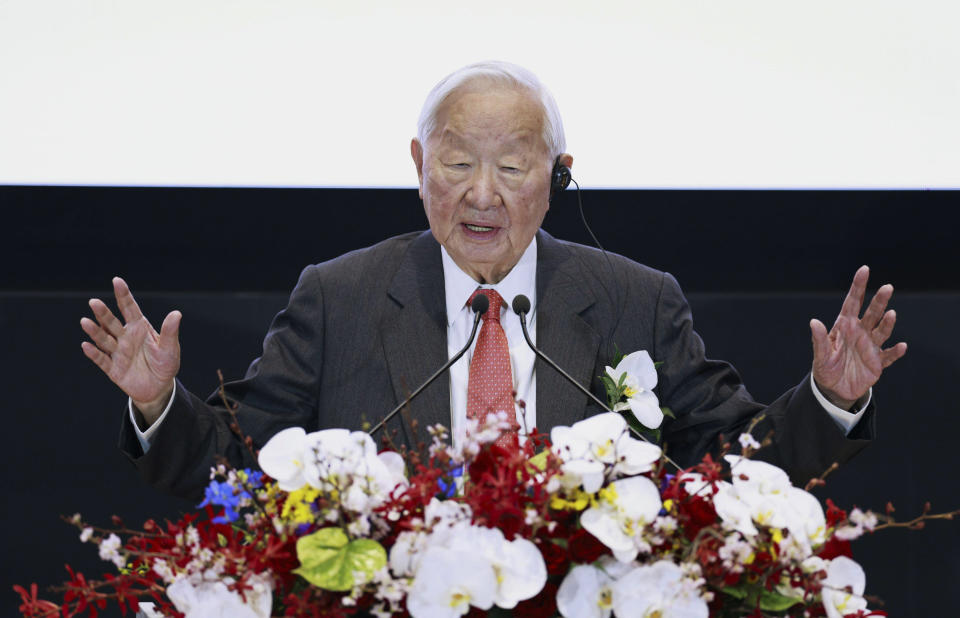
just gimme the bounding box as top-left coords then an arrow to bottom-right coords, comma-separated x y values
131,238 -> 868,452
442,239 -> 539,448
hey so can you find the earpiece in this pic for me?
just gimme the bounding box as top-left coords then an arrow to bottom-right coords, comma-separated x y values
549,156 -> 572,202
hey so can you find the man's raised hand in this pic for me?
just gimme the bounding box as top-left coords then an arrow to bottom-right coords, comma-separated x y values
80,277 -> 181,425
810,265 -> 908,410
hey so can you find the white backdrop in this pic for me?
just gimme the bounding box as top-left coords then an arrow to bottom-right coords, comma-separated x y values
1,0 -> 957,188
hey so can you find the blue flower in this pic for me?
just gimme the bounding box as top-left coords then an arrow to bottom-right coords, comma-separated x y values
241,469 -> 264,489
437,465 -> 464,498
198,480 -> 250,524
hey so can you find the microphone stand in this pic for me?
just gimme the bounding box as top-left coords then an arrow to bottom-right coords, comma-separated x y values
513,295 -> 681,471
368,296 -> 488,437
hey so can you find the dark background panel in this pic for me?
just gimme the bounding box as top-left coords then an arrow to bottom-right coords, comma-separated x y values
3,186 -> 958,617
2,186 -> 957,293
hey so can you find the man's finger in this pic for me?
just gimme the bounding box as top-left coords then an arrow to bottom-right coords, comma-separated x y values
81,341 -> 113,375
113,277 -> 145,324
810,318 -> 831,362
860,283 -> 893,331
89,298 -> 125,339
80,316 -> 117,354
838,265 -> 870,321
871,309 -> 897,347
880,342 -> 908,369
159,310 -> 182,350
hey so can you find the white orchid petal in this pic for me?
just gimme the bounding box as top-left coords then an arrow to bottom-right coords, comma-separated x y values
611,476 -> 662,521
822,556 -> 868,618
494,537 -> 547,608
576,413 -> 627,441
615,351 -> 658,390
257,427 -> 308,489
581,508 -> 634,556
407,547 -> 497,618
613,561 -> 708,618
557,564 -> 613,618
613,435 -> 662,475
625,392 -> 663,429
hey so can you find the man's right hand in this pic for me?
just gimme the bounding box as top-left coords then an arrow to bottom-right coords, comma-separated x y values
81,277 -> 182,427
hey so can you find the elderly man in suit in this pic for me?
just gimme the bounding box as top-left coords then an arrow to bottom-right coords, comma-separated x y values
81,62 -> 906,500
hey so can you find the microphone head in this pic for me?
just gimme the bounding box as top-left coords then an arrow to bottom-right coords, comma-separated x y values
470,292 -> 489,316
512,294 -> 531,316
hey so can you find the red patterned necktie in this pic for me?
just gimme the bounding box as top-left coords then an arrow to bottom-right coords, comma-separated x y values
466,289 -> 520,449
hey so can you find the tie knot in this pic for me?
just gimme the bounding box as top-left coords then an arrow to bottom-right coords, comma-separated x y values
469,288 -> 504,323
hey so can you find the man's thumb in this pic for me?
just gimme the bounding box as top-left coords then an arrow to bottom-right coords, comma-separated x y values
809,318 -> 829,361
159,310 -> 182,348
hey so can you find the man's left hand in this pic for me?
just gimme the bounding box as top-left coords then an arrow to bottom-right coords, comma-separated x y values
810,265 -> 908,410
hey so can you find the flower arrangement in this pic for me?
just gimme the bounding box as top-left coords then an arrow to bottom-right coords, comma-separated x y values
14,352 -> 958,617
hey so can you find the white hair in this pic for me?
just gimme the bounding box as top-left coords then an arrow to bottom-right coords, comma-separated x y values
416,60 -> 566,158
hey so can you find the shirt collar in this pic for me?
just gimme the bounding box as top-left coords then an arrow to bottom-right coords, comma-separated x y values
441,237 -> 538,326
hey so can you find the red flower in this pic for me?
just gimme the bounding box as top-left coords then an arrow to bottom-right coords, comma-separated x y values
513,580 -> 558,618
825,499 -> 848,528
539,540 -> 570,576
818,536 -> 853,560
568,528 -> 608,564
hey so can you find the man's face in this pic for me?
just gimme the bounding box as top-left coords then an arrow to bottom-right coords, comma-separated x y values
412,86 -> 562,284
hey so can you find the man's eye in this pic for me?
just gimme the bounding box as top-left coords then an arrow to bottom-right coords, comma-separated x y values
501,166 -> 521,173
447,162 -> 470,169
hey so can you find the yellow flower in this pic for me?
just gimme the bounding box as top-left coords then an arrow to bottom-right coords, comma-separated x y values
281,487 -> 322,524
596,484 -> 619,506
550,488 -> 593,511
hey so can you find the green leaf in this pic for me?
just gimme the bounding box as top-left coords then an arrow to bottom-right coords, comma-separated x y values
600,375 -> 619,408
721,586 -> 748,600
293,527 -> 387,591
527,449 -> 549,472
720,586 -> 802,612
758,590 -> 803,611
611,344 -> 625,367
661,406 -> 675,419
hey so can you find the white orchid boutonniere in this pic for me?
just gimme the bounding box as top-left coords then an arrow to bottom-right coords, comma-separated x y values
601,350 -> 673,439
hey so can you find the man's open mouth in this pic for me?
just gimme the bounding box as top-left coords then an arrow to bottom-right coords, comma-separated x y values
464,223 -> 494,232
464,224 -> 495,232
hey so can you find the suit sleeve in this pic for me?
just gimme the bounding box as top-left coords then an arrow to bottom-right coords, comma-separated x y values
652,272 -> 875,485
118,265 -> 327,500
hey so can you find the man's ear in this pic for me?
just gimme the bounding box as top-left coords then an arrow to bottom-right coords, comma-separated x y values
411,139 -> 425,199
558,153 -> 573,170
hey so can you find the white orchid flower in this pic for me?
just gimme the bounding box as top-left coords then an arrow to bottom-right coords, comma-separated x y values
556,557 -> 634,618
605,350 -> 662,429
612,560 -> 708,618
725,455 -> 791,495
719,455 -> 826,554
712,481 -> 759,537
678,472 -> 714,498
611,433 -> 662,478
781,487 -> 827,550
556,564 -> 615,618
406,546 -> 497,618
580,476 -> 662,563
444,524 -> 547,609
290,429 -> 406,512
257,427 -> 310,491
166,574 -> 272,618
821,556 -> 869,618
551,413 -> 661,493
390,530 -> 430,578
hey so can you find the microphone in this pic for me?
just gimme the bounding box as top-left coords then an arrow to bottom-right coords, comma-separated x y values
510,294 -> 680,470
368,293 -> 489,436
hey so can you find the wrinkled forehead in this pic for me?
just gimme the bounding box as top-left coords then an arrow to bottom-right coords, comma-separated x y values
428,83 -> 549,152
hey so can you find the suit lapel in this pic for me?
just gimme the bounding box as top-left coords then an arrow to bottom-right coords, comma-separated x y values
380,232 -> 450,440
535,231 -> 603,431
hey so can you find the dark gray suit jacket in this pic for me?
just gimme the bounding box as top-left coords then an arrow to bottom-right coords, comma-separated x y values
120,230 -> 873,499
